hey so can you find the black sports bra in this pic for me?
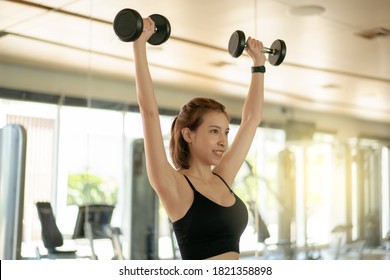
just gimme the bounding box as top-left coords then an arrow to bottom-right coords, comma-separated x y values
172,173 -> 248,260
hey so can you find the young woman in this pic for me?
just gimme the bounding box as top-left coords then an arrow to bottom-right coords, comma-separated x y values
133,17 -> 266,260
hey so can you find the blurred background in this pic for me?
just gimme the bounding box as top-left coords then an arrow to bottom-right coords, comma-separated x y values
1,0 -> 389,260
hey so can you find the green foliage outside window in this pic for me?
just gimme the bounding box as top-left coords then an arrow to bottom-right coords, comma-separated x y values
67,173 -> 118,206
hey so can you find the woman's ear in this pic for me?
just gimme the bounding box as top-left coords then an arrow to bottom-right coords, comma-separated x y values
181,127 -> 193,143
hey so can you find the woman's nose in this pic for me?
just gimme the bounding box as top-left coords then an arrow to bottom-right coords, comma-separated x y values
218,136 -> 227,147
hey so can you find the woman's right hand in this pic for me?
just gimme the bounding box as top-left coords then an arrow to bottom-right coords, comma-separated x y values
134,17 -> 155,45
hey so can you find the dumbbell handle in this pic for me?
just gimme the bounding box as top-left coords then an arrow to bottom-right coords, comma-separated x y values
262,47 -> 279,55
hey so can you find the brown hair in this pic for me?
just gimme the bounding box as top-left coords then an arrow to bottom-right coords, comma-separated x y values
170,97 -> 229,170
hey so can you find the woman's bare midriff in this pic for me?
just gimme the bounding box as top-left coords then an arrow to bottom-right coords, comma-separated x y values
206,251 -> 239,260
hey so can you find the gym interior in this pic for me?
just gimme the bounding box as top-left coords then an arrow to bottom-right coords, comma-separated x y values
1,0 -> 390,261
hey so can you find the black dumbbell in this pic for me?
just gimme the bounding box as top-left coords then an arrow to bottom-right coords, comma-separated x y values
228,30 -> 287,66
113,8 -> 171,45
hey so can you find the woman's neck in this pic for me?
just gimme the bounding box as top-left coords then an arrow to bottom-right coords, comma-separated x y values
180,165 -> 214,181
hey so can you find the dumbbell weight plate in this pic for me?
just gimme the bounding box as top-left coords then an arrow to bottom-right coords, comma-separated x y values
268,39 -> 286,66
228,30 -> 246,58
113,8 -> 143,42
148,14 -> 171,45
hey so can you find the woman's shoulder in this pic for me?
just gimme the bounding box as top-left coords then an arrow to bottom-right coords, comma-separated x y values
211,166 -> 235,187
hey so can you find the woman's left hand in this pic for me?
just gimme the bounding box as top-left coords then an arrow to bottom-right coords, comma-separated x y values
246,37 -> 266,66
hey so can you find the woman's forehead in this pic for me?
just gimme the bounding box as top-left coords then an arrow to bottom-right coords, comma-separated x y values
202,112 -> 229,127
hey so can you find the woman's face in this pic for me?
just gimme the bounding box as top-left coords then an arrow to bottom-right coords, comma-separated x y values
187,111 -> 230,167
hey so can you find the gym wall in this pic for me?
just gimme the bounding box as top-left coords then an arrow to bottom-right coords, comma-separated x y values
1,61 -> 390,143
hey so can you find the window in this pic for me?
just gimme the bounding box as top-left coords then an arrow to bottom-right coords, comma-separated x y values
57,107 -> 124,236
2,95 -> 389,260
233,127 -> 286,253
1,99 -> 57,245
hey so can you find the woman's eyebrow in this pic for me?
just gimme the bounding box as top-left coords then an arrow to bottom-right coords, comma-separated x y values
209,125 -> 230,131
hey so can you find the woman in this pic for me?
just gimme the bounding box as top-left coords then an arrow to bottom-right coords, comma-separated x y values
133,17 -> 266,260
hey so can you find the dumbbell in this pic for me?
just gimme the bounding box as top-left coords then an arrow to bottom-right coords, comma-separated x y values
228,30 -> 287,66
113,8 -> 171,45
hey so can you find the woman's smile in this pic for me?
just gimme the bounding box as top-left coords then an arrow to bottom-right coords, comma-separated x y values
213,149 -> 225,157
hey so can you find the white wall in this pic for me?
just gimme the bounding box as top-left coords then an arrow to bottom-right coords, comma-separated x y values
1,62 -> 389,143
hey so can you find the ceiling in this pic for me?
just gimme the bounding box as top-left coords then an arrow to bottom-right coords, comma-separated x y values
0,0 -> 390,123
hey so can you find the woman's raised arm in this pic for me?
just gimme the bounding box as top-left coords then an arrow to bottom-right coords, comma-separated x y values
213,37 -> 266,185
132,18 -> 177,195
